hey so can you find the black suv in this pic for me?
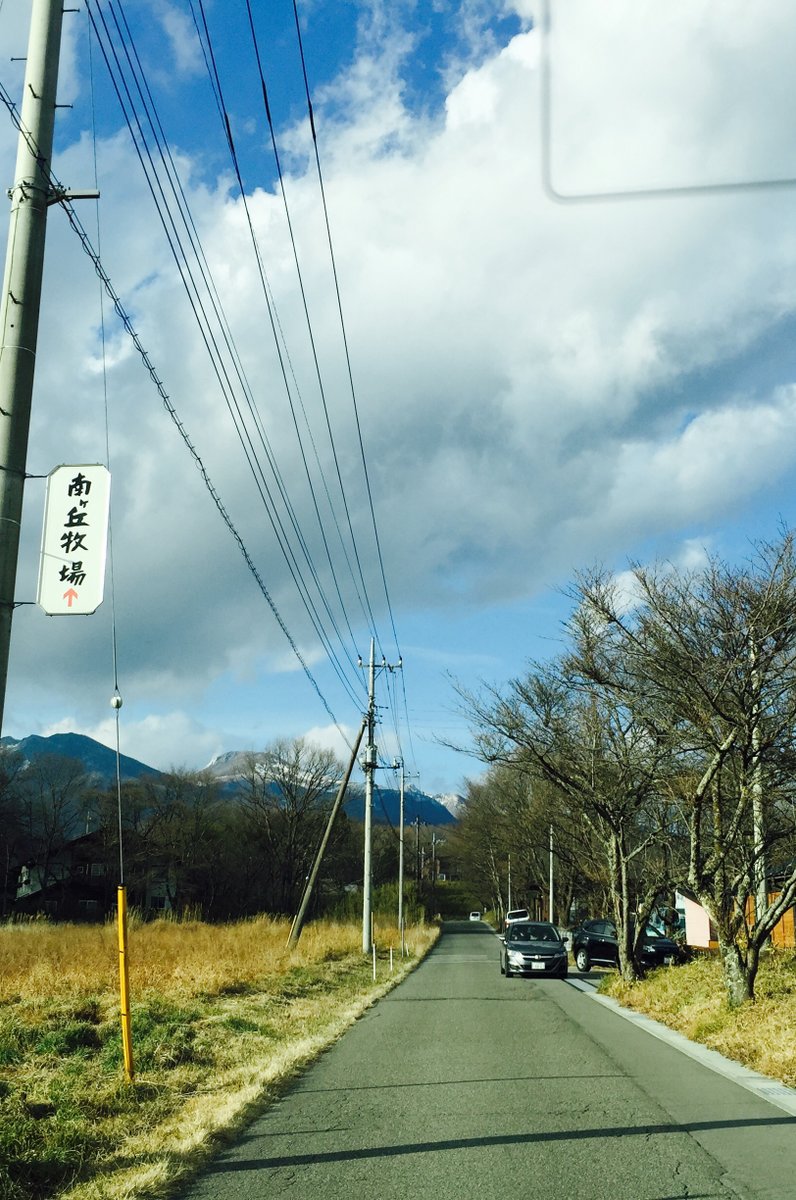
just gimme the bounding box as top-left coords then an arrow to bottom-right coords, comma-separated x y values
571,918 -> 683,972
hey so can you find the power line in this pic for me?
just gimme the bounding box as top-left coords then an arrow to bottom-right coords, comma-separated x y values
88,0 -> 367,709
191,0 -> 368,664
0,78 -> 354,741
291,0 -> 401,658
99,1 -> 354,684
2,3 -> 420,762
242,0 -> 378,644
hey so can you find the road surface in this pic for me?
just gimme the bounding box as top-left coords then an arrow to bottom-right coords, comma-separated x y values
179,921 -> 796,1199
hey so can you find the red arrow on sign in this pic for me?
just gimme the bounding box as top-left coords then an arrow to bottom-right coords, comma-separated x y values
63,588 -> 79,608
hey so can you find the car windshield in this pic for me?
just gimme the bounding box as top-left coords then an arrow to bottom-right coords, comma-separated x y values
510,923 -> 559,942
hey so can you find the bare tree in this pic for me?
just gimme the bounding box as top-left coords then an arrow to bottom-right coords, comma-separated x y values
18,754 -> 88,895
457,656 -> 676,981
239,737 -> 344,914
578,534 -> 796,1005
452,763 -> 586,924
0,746 -> 24,916
140,770 -> 226,915
453,774 -> 511,917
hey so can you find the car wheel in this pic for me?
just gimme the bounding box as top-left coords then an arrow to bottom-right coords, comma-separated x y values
499,958 -> 505,975
575,947 -> 590,972
505,961 -> 513,977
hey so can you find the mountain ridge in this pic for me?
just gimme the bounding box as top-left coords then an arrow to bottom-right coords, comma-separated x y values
1,732 -> 159,783
1,733 -> 460,826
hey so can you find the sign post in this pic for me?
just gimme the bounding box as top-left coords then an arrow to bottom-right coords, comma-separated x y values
37,464 -> 111,615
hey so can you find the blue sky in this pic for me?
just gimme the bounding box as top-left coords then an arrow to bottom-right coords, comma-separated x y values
1,0 -> 796,796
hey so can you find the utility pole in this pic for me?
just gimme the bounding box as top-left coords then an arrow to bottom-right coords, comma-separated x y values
431,831 -> 437,914
361,639 -> 377,953
549,823 -> 554,924
0,0 -> 65,732
359,638 -> 402,953
393,757 -> 405,933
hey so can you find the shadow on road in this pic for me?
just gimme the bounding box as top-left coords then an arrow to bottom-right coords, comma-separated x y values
285,1071 -> 627,1096
205,1114 -> 796,1173
572,969 -> 606,984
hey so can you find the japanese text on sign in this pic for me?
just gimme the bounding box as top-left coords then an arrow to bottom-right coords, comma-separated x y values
37,465 -> 111,616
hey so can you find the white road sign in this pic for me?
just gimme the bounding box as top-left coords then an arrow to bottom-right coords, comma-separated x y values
37,465 -> 111,615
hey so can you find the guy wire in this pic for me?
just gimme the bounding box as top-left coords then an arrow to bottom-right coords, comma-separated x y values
88,15 -> 125,885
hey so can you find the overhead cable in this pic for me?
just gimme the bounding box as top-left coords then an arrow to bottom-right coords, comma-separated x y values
190,0 -> 368,666
89,0 -> 366,709
291,0 -> 402,659
99,0 -> 362,705
0,78 -> 353,741
242,0 -> 379,644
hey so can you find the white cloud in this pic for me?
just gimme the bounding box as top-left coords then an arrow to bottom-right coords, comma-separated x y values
3,2 -> 796,784
158,3 -> 204,79
603,389 -> 796,535
611,537 -> 713,615
676,539 -> 713,574
42,710 -> 225,772
301,722 -> 360,763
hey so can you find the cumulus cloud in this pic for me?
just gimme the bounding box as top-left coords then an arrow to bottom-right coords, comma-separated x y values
158,3 -> 204,80
2,1 -> 796,782
301,722 -> 360,763
43,711 -> 225,773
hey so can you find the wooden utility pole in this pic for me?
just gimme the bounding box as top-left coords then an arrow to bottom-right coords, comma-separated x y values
0,0 -> 65,731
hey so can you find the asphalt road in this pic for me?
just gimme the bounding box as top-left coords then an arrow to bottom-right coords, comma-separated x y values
179,921 -> 796,1200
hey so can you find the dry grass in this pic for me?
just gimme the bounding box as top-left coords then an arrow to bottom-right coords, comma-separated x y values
0,914 -> 408,1000
602,950 -> 796,1087
0,916 -> 439,1200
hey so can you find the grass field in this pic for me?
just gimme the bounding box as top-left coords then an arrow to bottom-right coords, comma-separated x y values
0,915 -> 438,1200
601,950 -> 796,1087
6,921 -> 792,1200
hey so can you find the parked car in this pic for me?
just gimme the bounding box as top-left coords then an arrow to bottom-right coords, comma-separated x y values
503,907 -> 530,932
571,918 -> 685,972
499,920 -> 568,979
469,911 -> 481,921
558,927 -> 573,951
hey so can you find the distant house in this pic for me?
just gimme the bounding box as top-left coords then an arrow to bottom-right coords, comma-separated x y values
675,887 -> 795,950
435,852 -> 460,882
676,889 -> 717,950
766,895 -> 796,949
14,830 -> 172,920
16,831 -> 114,920
767,860 -> 796,949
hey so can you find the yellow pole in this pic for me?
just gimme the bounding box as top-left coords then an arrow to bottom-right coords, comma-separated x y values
117,885 -> 134,1082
